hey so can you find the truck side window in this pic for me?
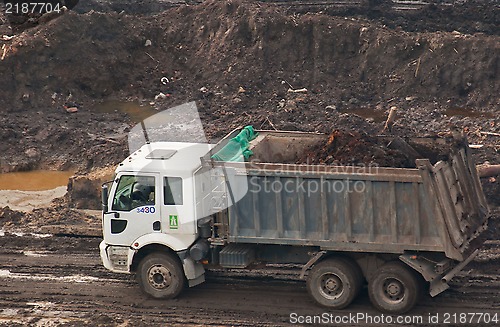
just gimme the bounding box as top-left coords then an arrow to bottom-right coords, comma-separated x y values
164,177 -> 183,205
112,175 -> 155,211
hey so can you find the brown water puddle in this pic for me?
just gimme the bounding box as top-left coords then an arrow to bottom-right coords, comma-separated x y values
0,171 -> 74,191
444,108 -> 495,118
338,108 -> 387,123
94,100 -> 157,122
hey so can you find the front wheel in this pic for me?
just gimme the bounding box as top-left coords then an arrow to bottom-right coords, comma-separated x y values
137,252 -> 185,299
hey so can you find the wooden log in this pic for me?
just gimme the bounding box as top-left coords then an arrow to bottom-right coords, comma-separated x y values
381,106 -> 398,133
476,164 -> 500,178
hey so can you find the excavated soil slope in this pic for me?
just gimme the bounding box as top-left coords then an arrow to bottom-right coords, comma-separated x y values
0,0 -> 498,174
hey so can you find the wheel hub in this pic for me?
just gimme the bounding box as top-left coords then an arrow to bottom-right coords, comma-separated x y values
148,265 -> 172,290
320,273 -> 343,299
325,278 -> 339,292
386,282 -> 401,296
383,278 -> 405,302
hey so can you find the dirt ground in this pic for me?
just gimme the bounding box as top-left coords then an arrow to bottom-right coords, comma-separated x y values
0,223 -> 499,326
0,0 -> 499,325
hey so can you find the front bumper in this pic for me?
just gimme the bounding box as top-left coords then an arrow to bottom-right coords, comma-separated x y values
99,241 -> 134,274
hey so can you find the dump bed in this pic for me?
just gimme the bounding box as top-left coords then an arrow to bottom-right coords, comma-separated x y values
199,129 -> 489,261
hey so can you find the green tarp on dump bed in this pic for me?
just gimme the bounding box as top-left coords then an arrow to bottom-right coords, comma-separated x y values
211,126 -> 258,162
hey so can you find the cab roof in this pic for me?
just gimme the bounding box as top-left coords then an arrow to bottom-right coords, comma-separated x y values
116,142 -> 214,176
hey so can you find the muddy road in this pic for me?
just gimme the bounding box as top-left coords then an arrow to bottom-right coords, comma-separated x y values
0,231 -> 498,326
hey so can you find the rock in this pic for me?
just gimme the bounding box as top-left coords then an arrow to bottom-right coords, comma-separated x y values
283,99 -> 297,113
67,167 -> 114,210
199,86 -> 208,93
155,92 -> 166,100
348,98 -> 360,105
238,86 -> 246,93
144,39 -> 152,47
65,107 -> 78,113
0,206 -> 25,225
24,148 -> 40,159
326,105 -> 337,110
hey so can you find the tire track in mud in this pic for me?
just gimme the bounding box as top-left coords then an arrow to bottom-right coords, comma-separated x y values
0,235 -> 498,326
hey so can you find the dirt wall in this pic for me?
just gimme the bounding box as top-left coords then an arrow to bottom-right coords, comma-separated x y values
0,0 -> 498,174
0,0 -> 498,112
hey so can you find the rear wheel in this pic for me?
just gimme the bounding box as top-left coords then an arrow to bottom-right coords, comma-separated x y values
307,258 -> 361,309
337,256 -> 364,297
368,261 -> 422,314
137,252 -> 185,299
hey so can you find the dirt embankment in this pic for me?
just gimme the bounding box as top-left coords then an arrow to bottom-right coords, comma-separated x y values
0,0 -> 498,174
292,0 -> 500,36
0,0 -> 498,211
2,0 -> 499,112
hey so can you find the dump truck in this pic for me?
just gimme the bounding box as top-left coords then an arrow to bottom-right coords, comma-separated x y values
100,126 -> 490,313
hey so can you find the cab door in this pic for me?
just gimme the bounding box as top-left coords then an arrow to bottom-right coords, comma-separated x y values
161,176 -> 196,236
103,173 -> 161,246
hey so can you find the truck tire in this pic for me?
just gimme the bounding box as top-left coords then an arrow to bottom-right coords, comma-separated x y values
137,252 -> 185,299
337,256 -> 364,297
368,261 -> 421,314
306,258 -> 361,309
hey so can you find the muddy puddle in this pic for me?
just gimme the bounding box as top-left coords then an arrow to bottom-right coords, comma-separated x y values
0,170 -> 74,191
0,170 -> 73,211
444,108 -> 495,118
94,100 -> 158,122
338,108 -> 387,123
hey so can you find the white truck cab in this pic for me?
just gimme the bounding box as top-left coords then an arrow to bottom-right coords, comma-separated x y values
100,141 -> 214,296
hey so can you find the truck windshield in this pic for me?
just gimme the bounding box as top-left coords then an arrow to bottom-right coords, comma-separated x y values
164,177 -> 183,205
112,175 -> 155,211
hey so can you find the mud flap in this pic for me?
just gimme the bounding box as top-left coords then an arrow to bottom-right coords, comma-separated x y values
429,249 -> 479,297
401,249 -> 479,297
429,279 -> 450,297
182,256 -> 205,287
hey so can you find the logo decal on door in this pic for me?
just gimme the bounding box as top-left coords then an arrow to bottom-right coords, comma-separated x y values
169,215 -> 179,229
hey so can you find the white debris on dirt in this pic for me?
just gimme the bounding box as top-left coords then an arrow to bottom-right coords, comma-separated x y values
7,231 -> 52,238
23,250 -> 48,257
0,269 -> 102,283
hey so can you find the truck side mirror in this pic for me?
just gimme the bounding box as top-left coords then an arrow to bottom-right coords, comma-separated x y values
102,184 -> 109,213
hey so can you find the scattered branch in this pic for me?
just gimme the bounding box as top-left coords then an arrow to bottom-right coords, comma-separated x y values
260,116 -> 277,130
480,131 -> 500,137
1,44 -> 6,61
145,52 -> 159,69
415,57 -> 421,77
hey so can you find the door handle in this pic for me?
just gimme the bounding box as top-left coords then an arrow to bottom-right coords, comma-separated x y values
104,211 -> 120,218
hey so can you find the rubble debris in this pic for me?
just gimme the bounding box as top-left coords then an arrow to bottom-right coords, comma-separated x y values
296,130 -> 460,168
